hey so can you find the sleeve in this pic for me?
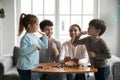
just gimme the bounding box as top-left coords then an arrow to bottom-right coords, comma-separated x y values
79,45 -> 89,63
38,36 -> 48,49
72,36 -> 81,45
54,41 -> 62,62
72,36 -> 88,45
95,39 -> 111,60
56,41 -> 61,53
59,43 -> 67,62
19,36 -> 37,56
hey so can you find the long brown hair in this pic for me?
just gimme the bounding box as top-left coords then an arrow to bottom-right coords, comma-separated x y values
18,13 -> 38,36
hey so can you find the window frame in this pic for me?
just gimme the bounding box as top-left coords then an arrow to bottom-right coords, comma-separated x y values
16,0 -> 99,45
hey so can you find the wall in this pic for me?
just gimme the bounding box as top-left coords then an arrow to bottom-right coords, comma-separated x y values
99,0 -> 120,57
0,18 -> 1,56
117,0 -> 120,57
0,0 -> 16,56
0,0 -> 2,56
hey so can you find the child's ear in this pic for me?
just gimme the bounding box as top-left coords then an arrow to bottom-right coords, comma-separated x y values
97,29 -> 101,35
28,24 -> 32,29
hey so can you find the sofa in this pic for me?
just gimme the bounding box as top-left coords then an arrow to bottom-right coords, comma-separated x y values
0,46 -> 19,80
0,46 -> 120,80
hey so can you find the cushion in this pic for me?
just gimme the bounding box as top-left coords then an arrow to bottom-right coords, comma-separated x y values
13,46 -> 19,66
112,62 -> 120,80
0,56 -> 13,74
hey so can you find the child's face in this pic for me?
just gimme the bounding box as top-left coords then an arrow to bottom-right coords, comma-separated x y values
88,26 -> 100,36
28,20 -> 39,33
42,26 -> 53,38
69,26 -> 80,39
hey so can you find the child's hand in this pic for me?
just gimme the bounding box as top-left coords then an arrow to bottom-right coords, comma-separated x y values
51,42 -> 60,57
51,42 -> 57,50
35,44 -> 41,50
89,51 -> 96,58
37,30 -> 46,36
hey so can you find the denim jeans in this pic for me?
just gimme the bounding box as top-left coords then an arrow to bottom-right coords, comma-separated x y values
17,69 -> 31,80
75,73 -> 88,80
40,73 -> 66,80
67,74 -> 76,80
94,66 -> 110,80
67,73 -> 88,80
31,72 -> 41,80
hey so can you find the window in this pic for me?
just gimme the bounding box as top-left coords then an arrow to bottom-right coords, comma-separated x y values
20,0 -> 98,43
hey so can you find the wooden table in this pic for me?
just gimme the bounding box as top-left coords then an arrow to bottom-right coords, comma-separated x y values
31,63 -> 97,74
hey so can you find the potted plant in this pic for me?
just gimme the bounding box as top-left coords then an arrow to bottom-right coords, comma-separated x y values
0,8 -> 5,18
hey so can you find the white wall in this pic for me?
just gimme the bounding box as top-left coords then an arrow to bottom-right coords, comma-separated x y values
99,0 -> 120,57
0,0 -> 120,57
0,0 -> 16,56
0,18 -> 1,56
117,0 -> 120,57
0,0 -> 2,56
118,22 -> 120,57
